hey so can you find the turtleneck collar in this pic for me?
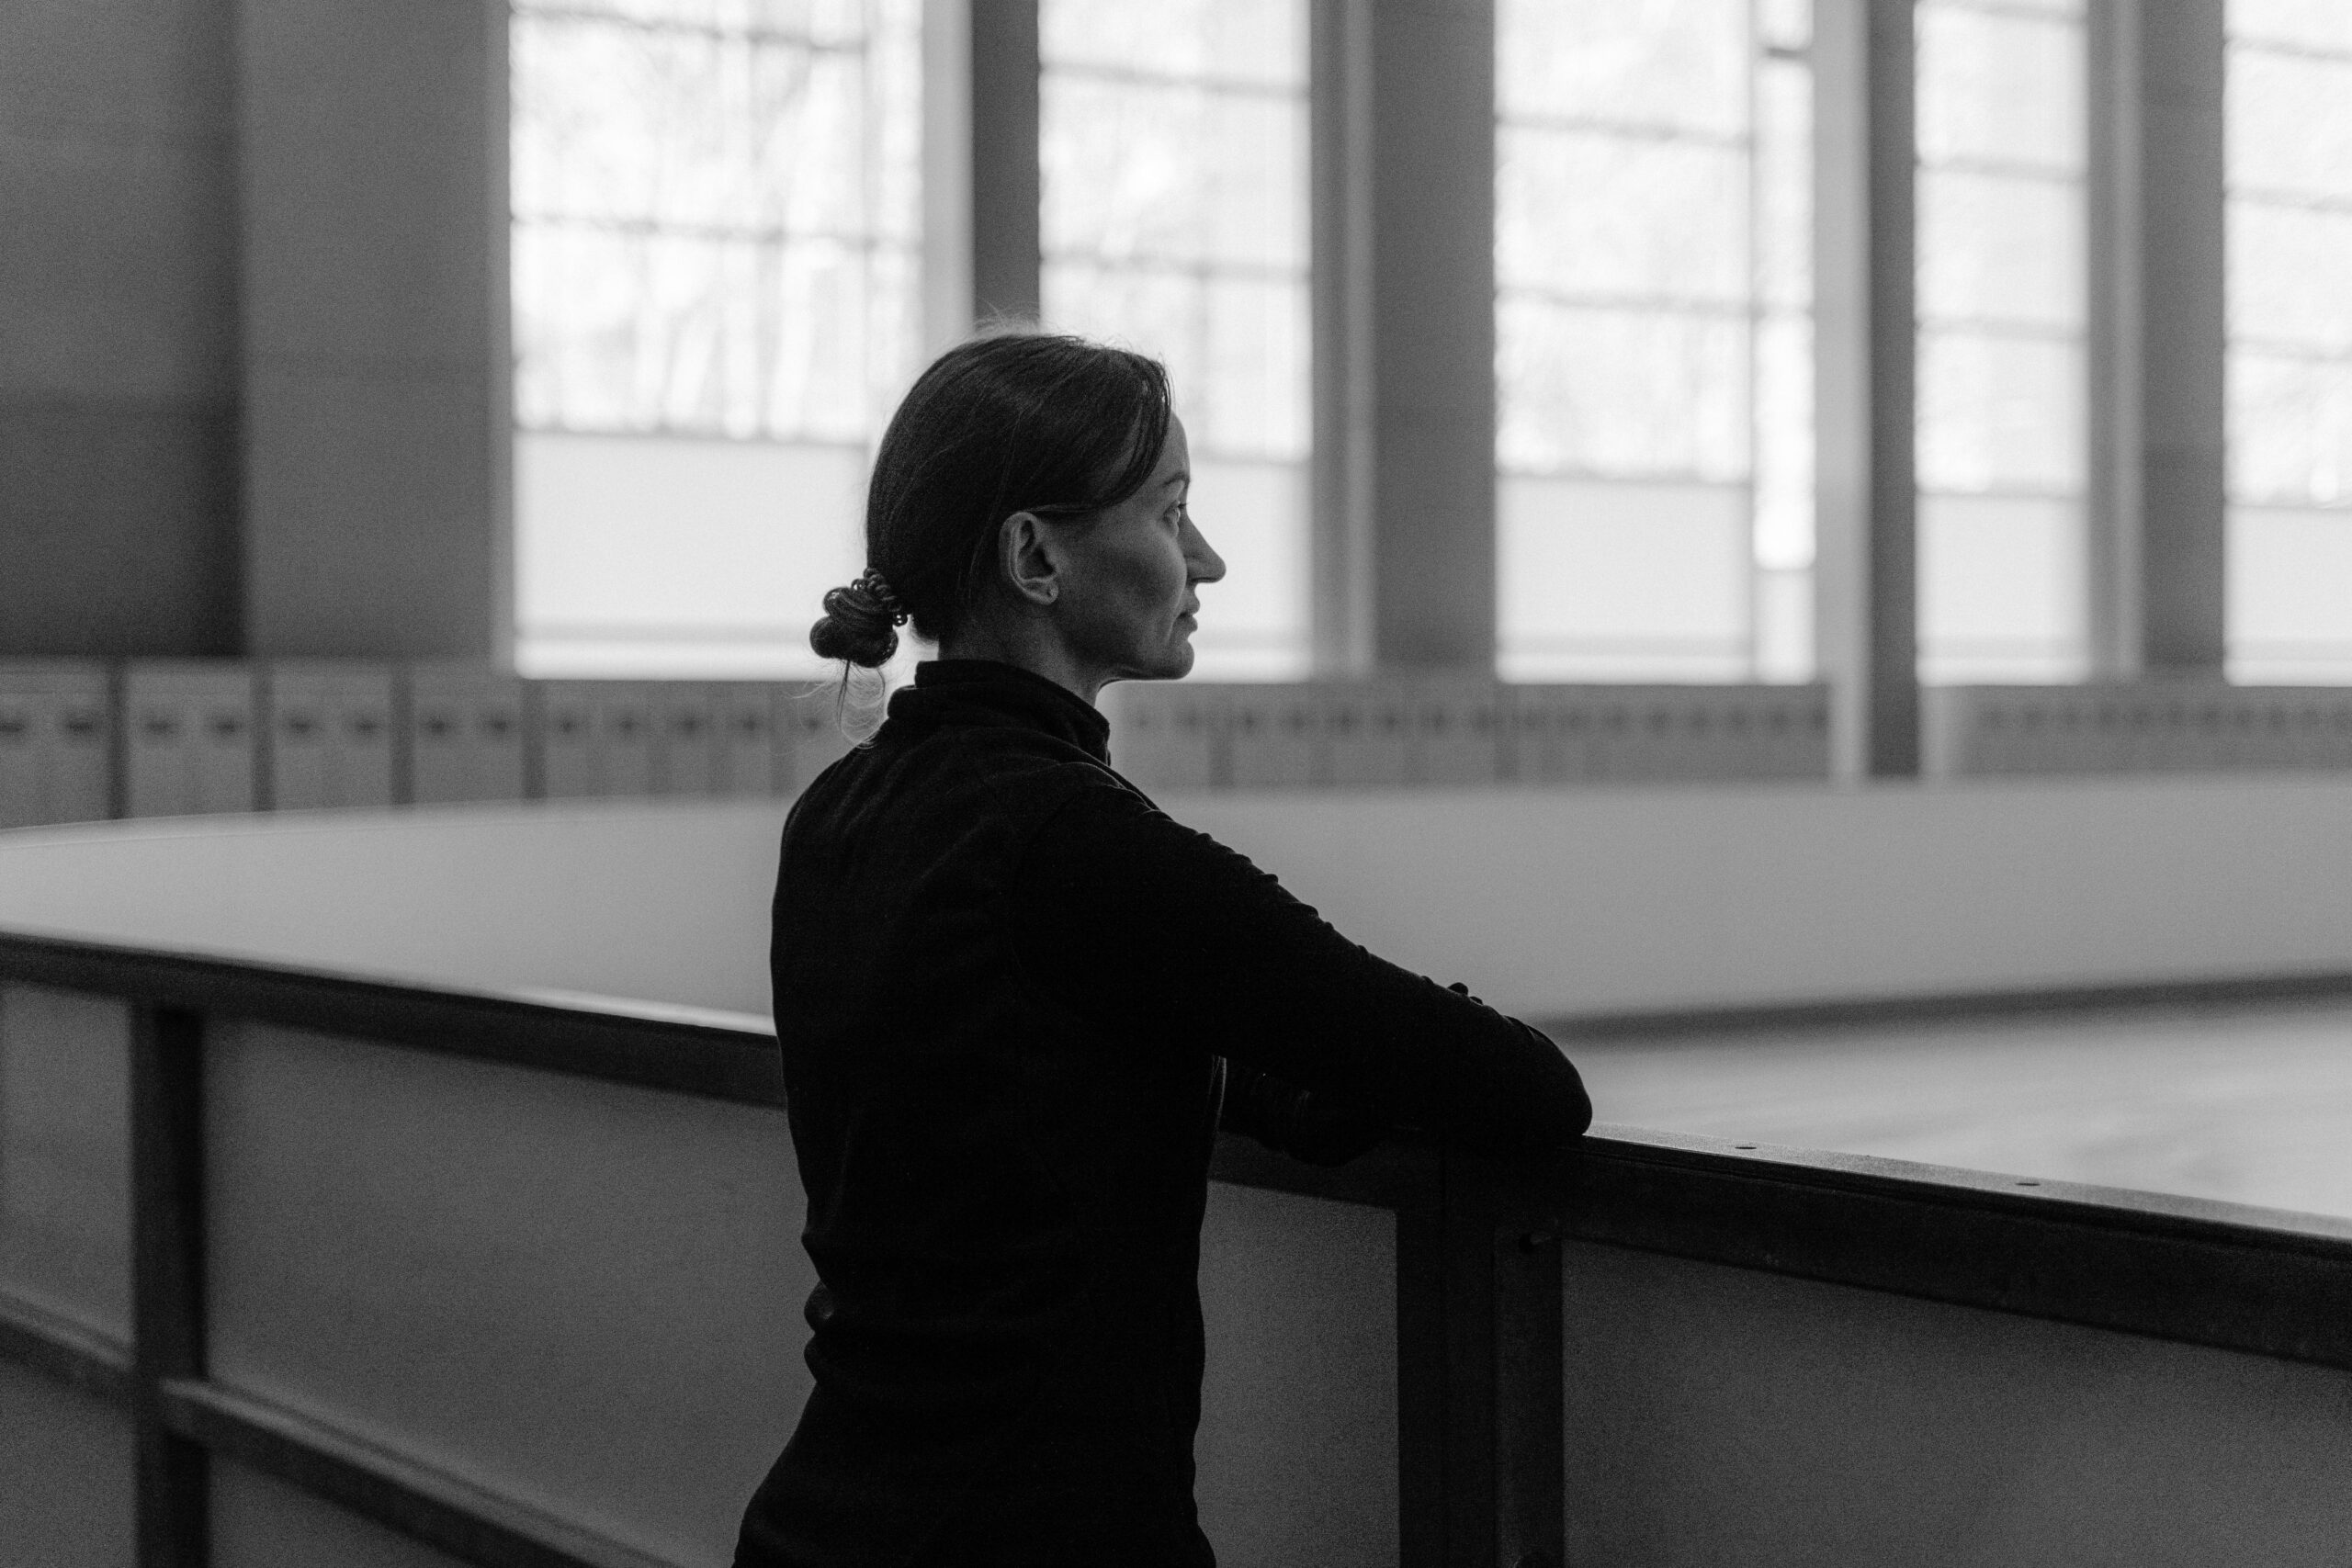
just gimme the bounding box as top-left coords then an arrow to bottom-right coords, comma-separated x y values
885,660 -> 1113,763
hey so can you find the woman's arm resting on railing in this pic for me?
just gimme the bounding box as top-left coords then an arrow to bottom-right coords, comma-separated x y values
1217,1061 -> 1394,1166
1012,780 -> 1593,1156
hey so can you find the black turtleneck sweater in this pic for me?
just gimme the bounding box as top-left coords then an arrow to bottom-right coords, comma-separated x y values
736,660 -> 1590,1568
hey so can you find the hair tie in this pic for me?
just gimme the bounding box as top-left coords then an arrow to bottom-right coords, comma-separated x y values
854,569 -> 909,626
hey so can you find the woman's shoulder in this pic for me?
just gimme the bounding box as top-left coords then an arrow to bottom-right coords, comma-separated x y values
793,714 -> 1141,836
956,724 -> 1148,821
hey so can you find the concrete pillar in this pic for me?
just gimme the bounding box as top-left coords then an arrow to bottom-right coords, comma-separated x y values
1310,0 -> 1497,676
968,0 -> 1041,327
235,0 -> 511,660
0,0 -> 240,656
2087,0 -> 2227,677
1813,0 -> 1918,778
2085,0 -> 2145,677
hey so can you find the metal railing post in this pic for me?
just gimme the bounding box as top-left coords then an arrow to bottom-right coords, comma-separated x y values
132,1002 -> 209,1568
1398,1149 -> 1566,1567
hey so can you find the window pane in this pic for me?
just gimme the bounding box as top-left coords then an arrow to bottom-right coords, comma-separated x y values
1203,277 -> 1308,460
1916,6 -> 2085,174
1917,170 -> 2086,330
1755,56 -> 1813,311
542,0 -> 884,41
1498,0 -> 1805,679
1498,299 -> 1749,482
512,0 -> 920,677
1186,459 -> 1308,679
2231,353 -> 2352,506
1498,478 -> 1752,682
1043,79 -> 1214,265
1917,331 -> 2086,495
1043,261 -> 1202,379
2227,49 -> 2352,198
2230,0 -> 2352,54
1757,0 -> 1812,53
516,431 -> 863,656
2229,505 -> 2352,680
1497,128 -> 1747,304
1041,80 -> 1303,272
514,229 -> 905,442
2227,19 -> 2352,673
2231,203 -> 2352,354
1917,493 -> 2086,682
1497,0 -> 1747,137
514,21 -> 907,237
1041,0 -> 1303,87
1754,314 -> 1814,570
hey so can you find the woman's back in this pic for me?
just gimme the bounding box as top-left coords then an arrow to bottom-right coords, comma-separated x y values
738,661 -> 1589,1567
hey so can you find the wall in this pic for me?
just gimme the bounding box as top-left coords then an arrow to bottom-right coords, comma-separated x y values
1,0 -> 509,663
0,0 -> 241,655
1564,1241 -> 2352,1567
236,0 -> 508,660
0,804 -> 787,1020
9,776 -> 2352,1021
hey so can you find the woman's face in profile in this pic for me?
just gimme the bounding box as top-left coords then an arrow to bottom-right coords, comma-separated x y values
1058,414 -> 1226,684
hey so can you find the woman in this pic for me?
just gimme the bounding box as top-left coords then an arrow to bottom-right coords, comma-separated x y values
736,333 -> 1590,1567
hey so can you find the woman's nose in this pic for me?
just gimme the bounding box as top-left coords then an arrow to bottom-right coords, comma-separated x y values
1186,520 -> 1227,583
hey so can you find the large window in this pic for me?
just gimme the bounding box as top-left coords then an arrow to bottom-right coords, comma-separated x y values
2226,1 -> 2352,680
1039,0 -> 1311,679
1914,0 -> 2087,683
1495,0 -> 1815,683
511,0 -> 922,676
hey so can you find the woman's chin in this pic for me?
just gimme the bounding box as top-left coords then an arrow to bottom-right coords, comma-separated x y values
1124,644 -> 1195,683
1142,644 -> 1196,681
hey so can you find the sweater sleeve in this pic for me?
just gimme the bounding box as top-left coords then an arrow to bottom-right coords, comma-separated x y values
1008,779 -> 1592,1156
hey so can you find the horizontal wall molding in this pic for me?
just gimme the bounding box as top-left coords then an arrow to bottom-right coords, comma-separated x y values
163,1380 -> 676,1568
1928,682 -> 2352,776
24,662 -> 2352,831
1107,680 -> 1834,790
0,1288 -> 134,1405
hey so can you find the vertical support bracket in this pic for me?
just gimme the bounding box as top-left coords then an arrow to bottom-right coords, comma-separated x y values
1398,1151 -> 1566,1568
132,1004 -> 209,1568
1493,1213 -> 1564,1568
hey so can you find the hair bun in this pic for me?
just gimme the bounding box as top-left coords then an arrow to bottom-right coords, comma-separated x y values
810,575 -> 902,669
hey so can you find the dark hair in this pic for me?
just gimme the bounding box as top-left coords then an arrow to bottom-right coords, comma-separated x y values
809,333 -> 1174,669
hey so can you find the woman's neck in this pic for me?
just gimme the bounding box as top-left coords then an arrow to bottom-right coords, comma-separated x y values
936,621 -> 1103,706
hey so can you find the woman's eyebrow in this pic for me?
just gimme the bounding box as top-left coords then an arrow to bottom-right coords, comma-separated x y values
1159,470 -> 1191,491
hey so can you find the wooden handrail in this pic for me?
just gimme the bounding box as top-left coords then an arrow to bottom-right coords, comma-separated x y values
8,930 -> 2351,1348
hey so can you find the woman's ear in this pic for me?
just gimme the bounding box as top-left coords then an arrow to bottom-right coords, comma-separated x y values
997,511 -> 1062,608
